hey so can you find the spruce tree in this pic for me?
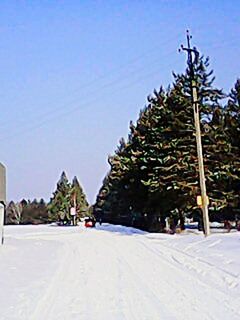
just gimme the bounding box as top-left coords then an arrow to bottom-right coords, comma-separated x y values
48,172 -> 89,224
95,54 -> 236,231
71,176 -> 89,221
219,79 -> 240,218
48,171 -> 71,224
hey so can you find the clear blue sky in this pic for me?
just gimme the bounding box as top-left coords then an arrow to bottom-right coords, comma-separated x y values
0,1 -> 239,204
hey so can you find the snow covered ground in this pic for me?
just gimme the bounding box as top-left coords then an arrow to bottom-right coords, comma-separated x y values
0,224 -> 239,320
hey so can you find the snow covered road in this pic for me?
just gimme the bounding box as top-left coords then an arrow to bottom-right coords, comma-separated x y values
0,224 -> 239,320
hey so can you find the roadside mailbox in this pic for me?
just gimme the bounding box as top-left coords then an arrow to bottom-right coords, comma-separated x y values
0,163 -> 6,244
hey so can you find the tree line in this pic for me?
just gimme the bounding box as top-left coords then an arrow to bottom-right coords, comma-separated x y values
6,172 -> 89,225
93,54 -> 240,232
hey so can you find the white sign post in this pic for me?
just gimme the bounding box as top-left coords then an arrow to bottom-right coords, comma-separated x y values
70,207 -> 76,216
70,207 -> 76,226
0,203 -> 4,244
0,163 -> 6,245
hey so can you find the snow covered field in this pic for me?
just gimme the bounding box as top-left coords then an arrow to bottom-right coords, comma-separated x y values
0,224 -> 239,320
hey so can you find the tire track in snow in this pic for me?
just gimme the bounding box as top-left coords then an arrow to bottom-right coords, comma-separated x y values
116,252 -> 177,320
97,232 -> 177,320
30,227 -> 240,320
135,236 -> 240,319
143,236 -> 240,291
31,231 -> 126,320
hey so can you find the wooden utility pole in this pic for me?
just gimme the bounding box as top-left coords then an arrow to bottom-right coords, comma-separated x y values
180,31 -> 210,236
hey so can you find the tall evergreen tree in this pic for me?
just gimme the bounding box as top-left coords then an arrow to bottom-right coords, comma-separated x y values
71,176 -> 89,221
218,79 -> 240,218
48,172 -> 89,224
95,54 -> 229,231
48,171 -> 71,224
225,79 -> 240,148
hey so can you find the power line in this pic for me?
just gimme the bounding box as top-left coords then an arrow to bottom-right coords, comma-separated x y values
1,34 -> 236,134
0,47 -> 179,133
0,33 -> 182,129
0,57 -> 180,142
1,35 -> 237,141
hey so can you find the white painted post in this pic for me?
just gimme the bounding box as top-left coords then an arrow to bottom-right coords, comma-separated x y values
165,217 -> 170,232
0,203 -> 4,244
0,163 -> 6,245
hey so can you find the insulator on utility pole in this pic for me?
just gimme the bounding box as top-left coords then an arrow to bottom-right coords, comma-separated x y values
179,30 -> 211,236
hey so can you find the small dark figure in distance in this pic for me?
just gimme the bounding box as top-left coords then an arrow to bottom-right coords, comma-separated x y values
224,220 -> 231,233
236,220 -> 240,231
